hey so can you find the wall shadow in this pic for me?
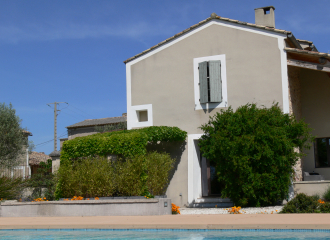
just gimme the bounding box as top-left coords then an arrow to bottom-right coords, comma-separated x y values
146,141 -> 186,193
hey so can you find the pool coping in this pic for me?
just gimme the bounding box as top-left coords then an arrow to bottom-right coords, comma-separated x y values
0,214 -> 330,230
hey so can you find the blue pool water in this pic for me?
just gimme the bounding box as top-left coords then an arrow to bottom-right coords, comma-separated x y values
0,229 -> 330,239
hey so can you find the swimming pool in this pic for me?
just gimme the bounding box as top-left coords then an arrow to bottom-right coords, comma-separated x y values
0,229 -> 329,239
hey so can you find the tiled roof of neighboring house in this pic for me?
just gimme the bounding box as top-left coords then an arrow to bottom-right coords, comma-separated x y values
285,47 -> 330,59
23,130 -> 32,136
124,13 -> 292,64
66,115 -> 127,129
296,39 -> 313,44
29,152 -> 50,165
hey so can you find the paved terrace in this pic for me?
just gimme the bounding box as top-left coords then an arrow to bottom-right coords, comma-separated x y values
0,214 -> 329,230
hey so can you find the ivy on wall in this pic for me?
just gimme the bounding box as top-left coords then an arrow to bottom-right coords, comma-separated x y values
60,126 -> 187,165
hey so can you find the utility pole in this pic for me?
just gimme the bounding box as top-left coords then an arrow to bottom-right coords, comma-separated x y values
47,102 -> 66,152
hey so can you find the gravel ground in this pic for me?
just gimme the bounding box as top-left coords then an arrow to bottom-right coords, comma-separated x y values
180,206 -> 283,214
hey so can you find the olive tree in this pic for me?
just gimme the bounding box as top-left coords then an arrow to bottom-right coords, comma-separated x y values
199,103 -> 314,207
0,103 -> 29,168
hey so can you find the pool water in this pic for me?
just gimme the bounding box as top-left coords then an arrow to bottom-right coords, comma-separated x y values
0,229 -> 330,240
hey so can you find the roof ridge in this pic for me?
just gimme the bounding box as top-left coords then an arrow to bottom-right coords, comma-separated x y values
124,13 -> 291,64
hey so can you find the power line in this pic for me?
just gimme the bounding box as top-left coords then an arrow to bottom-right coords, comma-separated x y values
35,132 -> 68,147
69,104 -> 95,119
63,107 -> 89,119
59,108 -> 83,121
34,133 -> 68,150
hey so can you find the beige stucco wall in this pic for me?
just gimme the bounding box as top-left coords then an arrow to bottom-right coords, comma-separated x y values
129,23 -> 285,206
131,24 -> 284,134
300,68 -> 330,179
294,181 -> 330,197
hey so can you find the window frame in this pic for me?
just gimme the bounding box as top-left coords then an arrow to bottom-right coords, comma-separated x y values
193,54 -> 228,110
129,104 -> 153,128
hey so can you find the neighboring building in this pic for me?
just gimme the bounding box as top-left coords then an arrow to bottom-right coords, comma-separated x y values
29,152 -> 51,176
53,114 -> 127,173
125,6 -> 330,207
0,130 -> 32,178
65,113 -> 127,141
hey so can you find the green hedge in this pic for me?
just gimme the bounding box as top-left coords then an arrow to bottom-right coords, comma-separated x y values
280,193 -> 330,213
55,152 -> 174,198
199,103 -> 314,207
61,126 -> 187,165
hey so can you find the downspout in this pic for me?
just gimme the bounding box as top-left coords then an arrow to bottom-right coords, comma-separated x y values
287,33 -> 303,50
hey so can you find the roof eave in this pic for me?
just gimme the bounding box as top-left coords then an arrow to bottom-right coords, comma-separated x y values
124,15 -> 291,64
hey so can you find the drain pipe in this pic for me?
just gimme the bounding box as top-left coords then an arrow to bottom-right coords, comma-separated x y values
287,33 -> 303,50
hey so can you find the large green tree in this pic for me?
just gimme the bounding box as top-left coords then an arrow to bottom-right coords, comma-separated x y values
199,103 -> 314,207
0,103 -> 29,168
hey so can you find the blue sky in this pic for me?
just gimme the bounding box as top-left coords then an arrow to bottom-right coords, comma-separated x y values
1,0 -> 329,155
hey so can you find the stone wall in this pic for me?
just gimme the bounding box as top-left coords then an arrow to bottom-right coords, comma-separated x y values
0,198 -> 172,217
288,66 -> 303,181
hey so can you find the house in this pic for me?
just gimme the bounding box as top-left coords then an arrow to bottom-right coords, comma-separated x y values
52,113 -> 127,172
0,130 -> 32,178
124,6 -> 330,207
29,152 -> 51,176
66,113 -> 127,139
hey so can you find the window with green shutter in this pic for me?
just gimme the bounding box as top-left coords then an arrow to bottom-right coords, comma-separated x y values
199,60 -> 222,103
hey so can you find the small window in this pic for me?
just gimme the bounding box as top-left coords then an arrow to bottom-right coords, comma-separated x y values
138,110 -> 148,122
315,137 -> 330,168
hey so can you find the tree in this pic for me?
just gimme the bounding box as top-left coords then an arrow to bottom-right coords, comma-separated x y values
0,103 -> 29,168
199,103 -> 314,207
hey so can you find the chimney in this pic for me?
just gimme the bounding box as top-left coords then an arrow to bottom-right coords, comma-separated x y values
122,113 -> 127,117
255,6 -> 275,28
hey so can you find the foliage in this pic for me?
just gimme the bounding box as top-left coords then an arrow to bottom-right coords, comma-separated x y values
322,186 -> 330,202
55,157 -> 116,199
0,176 -> 27,200
280,193 -> 330,213
60,126 -> 187,166
199,103 -> 314,207
319,202 -> 330,213
55,152 -> 174,199
28,159 -> 56,200
0,103 -> 30,168
95,122 -> 127,133
144,151 -> 175,195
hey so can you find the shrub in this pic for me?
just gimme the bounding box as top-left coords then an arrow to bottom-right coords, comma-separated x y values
28,159 -> 56,200
0,177 -> 27,200
280,193 -> 319,213
322,186 -> 330,202
55,152 -> 174,199
145,151 -> 174,195
199,103 -> 314,207
319,202 -> 330,213
56,157 -> 116,198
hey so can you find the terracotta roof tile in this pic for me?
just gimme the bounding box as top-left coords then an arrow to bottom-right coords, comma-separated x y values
29,152 -> 50,165
66,115 -> 127,129
124,13 -> 291,64
285,47 -> 330,58
297,39 -> 313,44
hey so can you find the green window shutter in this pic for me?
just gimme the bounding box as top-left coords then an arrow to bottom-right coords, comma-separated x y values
209,60 -> 222,102
199,61 -> 208,104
